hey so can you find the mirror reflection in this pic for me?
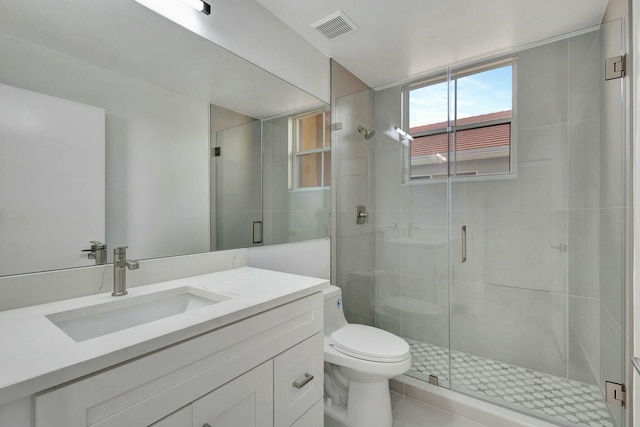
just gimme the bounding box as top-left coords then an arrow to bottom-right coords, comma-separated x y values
0,0 -> 329,277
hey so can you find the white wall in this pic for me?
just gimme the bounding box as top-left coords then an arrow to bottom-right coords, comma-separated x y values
247,239 -> 330,280
0,33 -> 210,262
0,85 -> 105,276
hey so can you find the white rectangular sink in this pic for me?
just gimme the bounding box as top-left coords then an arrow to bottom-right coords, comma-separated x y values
47,287 -> 229,342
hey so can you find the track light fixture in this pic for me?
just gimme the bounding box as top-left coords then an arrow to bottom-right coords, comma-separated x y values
181,0 -> 210,15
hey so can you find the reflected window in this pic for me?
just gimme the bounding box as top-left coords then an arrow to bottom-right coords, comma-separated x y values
405,61 -> 514,179
290,108 -> 331,189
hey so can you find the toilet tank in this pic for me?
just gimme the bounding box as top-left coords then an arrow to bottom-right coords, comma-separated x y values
323,285 -> 348,335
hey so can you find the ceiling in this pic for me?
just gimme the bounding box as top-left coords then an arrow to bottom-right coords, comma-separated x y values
255,0 -> 609,88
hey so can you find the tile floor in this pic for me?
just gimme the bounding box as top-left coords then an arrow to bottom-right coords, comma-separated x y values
405,338 -> 614,427
391,391 -> 486,427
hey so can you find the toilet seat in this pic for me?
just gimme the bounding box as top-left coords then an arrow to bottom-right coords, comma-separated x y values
329,324 -> 410,363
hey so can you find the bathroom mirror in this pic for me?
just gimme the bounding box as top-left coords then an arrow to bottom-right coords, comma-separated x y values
0,0 -> 329,276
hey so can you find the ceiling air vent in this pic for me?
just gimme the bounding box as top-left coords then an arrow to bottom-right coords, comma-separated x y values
311,11 -> 359,40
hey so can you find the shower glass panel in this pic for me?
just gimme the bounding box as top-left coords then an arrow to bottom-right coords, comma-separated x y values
214,120 -> 263,251
336,22 -> 627,425
375,67 -> 453,386
332,86 -> 377,327
448,20 -> 626,427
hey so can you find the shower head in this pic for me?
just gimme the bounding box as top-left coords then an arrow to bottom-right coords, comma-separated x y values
358,125 -> 376,140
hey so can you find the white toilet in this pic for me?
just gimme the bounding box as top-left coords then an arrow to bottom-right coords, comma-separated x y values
323,285 -> 411,427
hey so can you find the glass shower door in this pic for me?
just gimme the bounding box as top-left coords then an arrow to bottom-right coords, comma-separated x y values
214,120 -> 263,251
394,69 -> 453,386
448,20 -> 626,427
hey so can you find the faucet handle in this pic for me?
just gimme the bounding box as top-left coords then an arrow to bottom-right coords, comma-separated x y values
113,246 -> 129,260
82,241 -> 106,252
89,241 -> 106,249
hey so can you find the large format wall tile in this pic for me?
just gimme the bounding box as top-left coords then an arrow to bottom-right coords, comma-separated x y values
568,31 -> 601,124
568,295 -> 599,385
450,281 -> 567,377
517,39 -> 569,130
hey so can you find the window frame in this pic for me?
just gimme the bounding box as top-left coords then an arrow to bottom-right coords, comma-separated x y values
289,107 -> 331,191
402,57 -> 518,183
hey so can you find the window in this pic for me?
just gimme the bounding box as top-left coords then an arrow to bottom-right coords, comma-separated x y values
404,60 -> 514,180
290,108 -> 331,189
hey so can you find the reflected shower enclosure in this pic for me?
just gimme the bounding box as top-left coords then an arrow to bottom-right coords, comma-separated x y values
211,105 -> 331,252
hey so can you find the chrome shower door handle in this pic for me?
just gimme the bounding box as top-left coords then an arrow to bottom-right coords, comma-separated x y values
459,225 -> 467,263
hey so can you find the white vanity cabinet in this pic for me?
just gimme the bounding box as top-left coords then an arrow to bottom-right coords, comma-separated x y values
191,361 -> 273,427
149,362 -> 274,427
150,406 -> 191,427
34,292 -> 324,427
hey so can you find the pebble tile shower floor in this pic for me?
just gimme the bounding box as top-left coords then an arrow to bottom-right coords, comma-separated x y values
405,338 -> 614,427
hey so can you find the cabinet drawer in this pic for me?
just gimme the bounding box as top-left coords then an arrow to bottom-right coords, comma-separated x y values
290,399 -> 323,427
273,332 -> 323,427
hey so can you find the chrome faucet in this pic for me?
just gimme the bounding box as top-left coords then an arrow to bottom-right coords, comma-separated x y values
113,246 -> 139,296
82,241 -> 107,265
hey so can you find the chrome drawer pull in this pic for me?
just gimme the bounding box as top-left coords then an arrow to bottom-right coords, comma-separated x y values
292,373 -> 314,389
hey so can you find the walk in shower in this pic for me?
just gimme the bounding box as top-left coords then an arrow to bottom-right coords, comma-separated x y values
332,19 -> 628,427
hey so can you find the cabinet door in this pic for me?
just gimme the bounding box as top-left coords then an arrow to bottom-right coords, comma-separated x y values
149,406 -> 191,427
290,399 -> 323,427
192,361 -> 273,427
273,333 -> 323,426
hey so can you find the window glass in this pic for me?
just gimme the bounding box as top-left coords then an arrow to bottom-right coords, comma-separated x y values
297,153 -> 323,187
297,114 -> 324,151
409,80 -> 448,132
290,108 -> 331,189
406,62 -> 514,180
456,66 -> 513,125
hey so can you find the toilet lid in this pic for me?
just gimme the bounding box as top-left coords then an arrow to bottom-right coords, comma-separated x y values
330,324 -> 410,363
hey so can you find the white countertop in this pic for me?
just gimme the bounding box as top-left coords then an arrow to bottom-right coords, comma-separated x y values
0,267 -> 328,406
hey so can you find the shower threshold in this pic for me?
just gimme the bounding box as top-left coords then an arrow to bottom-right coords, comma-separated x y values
404,338 -> 614,427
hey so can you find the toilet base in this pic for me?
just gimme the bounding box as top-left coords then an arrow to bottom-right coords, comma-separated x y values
346,378 -> 393,427
323,378 -> 394,427
324,400 -> 348,427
